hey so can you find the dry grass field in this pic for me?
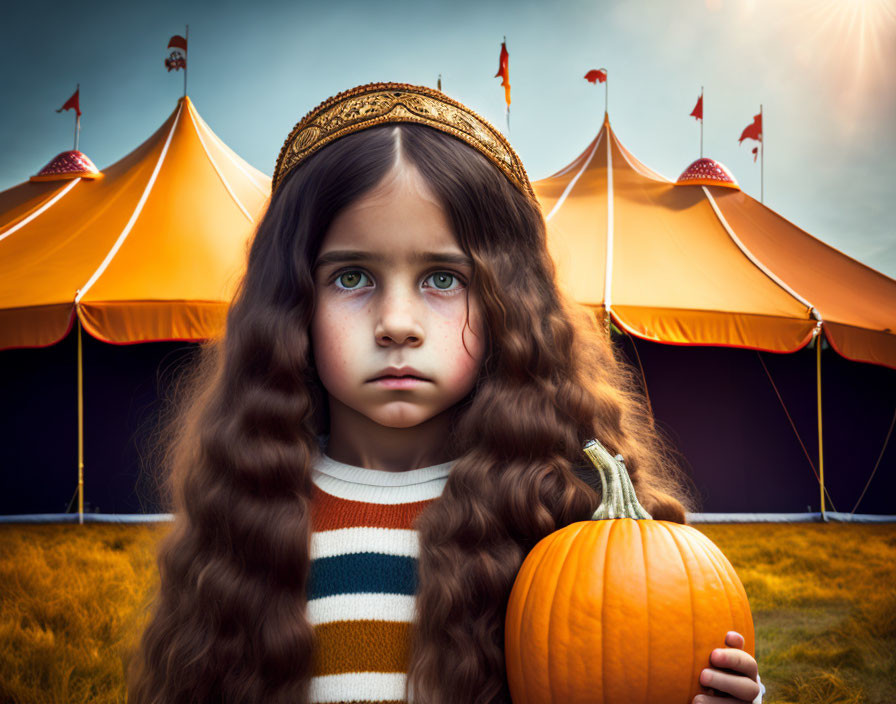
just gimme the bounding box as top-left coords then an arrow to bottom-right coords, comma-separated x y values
0,521 -> 893,704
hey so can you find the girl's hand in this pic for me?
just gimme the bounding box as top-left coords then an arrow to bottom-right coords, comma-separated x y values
693,631 -> 763,704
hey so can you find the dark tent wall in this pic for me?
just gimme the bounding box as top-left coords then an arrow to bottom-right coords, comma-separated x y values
0,325 -> 893,516
1,326 -> 197,515
614,333 -> 896,515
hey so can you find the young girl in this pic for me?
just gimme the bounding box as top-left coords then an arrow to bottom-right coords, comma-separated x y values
127,82 -> 764,704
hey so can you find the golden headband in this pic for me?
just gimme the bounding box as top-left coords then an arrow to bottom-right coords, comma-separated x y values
272,81 -> 536,199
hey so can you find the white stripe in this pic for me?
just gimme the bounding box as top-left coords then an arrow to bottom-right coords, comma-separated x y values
311,526 -> 418,559
702,186 -> 820,319
306,593 -> 416,625
315,453 -> 453,486
187,105 -> 254,222
201,113 -> 269,195
544,131 -> 603,222
309,672 -> 406,704
313,470 -> 447,504
76,103 -> 183,303
0,178 -> 81,243
604,128 -> 615,310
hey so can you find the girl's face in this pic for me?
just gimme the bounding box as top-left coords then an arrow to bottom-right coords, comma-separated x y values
310,164 -> 486,430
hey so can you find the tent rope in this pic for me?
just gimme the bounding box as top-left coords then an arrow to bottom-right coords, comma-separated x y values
755,350 -> 838,512
850,404 -> 896,514
64,485 -> 78,513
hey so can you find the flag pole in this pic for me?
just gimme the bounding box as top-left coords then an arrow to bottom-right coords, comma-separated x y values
699,86 -> 703,158
504,36 -> 510,136
184,25 -> 189,98
760,103 -> 764,203
605,71 -> 609,115
73,83 -> 80,151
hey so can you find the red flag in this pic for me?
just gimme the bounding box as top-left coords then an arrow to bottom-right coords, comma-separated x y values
495,41 -> 510,107
56,87 -> 81,118
165,54 -> 186,71
738,112 -> 762,144
585,69 -> 607,84
165,34 -> 187,72
690,94 -> 703,121
752,146 -> 759,162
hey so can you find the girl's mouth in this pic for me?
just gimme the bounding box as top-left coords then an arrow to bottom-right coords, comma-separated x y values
372,375 -> 429,388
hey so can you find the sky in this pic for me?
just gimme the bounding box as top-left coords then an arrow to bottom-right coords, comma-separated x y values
2,0 -> 895,278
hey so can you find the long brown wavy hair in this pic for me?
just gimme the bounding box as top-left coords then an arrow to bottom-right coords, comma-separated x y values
126,121 -> 697,704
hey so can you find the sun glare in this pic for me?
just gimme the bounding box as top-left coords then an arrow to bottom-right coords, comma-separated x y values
788,0 -> 896,133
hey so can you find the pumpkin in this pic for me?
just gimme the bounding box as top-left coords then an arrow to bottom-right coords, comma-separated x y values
504,438 -> 754,704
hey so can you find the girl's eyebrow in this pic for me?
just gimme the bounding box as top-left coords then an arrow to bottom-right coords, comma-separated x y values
313,249 -> 472,270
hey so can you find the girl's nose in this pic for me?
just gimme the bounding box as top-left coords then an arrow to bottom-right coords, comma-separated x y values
374,292 -> 425,347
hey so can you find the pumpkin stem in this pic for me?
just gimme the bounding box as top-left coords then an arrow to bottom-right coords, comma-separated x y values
583,438 -> 652,520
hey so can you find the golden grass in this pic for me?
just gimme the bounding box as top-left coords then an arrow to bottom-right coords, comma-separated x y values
0,524 -> 163,704
0,522 -> 893,703
697,524 -> 896,704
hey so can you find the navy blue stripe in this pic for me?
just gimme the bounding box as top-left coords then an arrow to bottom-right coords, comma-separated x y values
307,553 -> 418,600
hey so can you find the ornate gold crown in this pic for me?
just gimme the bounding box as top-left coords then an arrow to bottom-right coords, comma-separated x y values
272,81 -> 535,199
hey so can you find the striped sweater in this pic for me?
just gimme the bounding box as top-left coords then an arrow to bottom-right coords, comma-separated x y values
307,451 -> 453,704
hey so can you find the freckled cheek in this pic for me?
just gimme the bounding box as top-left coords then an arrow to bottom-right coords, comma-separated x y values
311,304 -> 364,388
435,307 -> 485,384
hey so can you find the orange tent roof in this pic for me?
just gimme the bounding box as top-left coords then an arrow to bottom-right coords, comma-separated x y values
534,114 -> 896,369
0,96 -> 271,350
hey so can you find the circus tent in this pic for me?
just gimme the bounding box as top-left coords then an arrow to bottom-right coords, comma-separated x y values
534,114 -> 896,369
532,114 -> 896,517
0,96 -> 271,519
0,95 -> 270,350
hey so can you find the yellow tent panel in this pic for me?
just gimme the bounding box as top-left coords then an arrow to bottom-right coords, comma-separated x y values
534,114 -> 896,369
0,96 -> 271,350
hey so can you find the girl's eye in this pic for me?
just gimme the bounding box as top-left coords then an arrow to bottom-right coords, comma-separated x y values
425,272 -> 464,292
333,270 -> 370,290
331,270 -> 465,293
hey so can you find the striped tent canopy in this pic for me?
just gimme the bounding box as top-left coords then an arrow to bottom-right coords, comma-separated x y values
533,113 -> 896,370
0,96 -> 271,351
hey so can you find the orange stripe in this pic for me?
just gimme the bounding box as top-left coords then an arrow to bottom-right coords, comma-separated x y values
311,485 -> 436,531
313,620 -> 411,675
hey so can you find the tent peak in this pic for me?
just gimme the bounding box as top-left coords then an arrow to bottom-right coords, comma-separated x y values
30,150 -> 102,183
675,157 -> 739,190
